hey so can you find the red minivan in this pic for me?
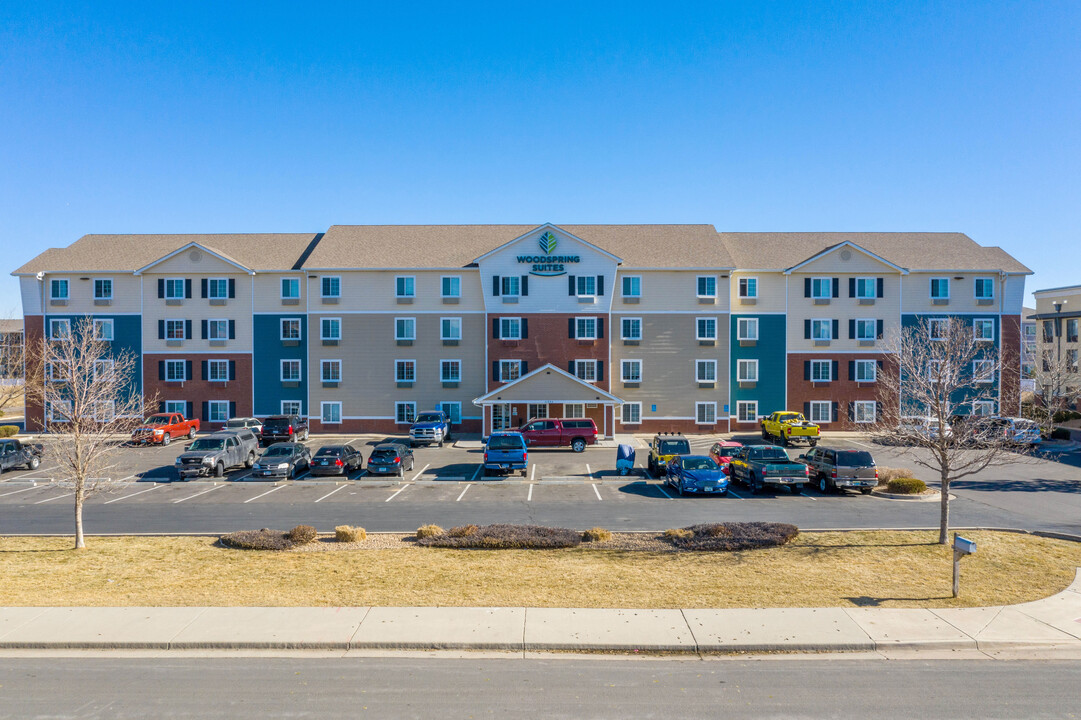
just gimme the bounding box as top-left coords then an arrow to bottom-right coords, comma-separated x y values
518,418 -> 599,453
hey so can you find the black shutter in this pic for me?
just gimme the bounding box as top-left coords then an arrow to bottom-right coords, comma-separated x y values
849,278 -> 856,298
229,360 -> 236,380
597,275 -> 604,296
184,278 -> 192,298
521,276 -> 528,296
832,402 -> 839,422
804,319 -> 811,339
158,401 -> 165,412
569,318 -> 576,338
185,360 -> 193,381
521,319 -> 528,338
492,318 -> 499,339
597,361 -> 604,382
877,278 -> 884,298
201,279 -> 208,298
803,402 -> 810,418
597,318 -> 604,339
876,400 -> 882,419
831,360 -> 839,381
831,319 -> 839,339
848,360 -> 855,380
848,319 -> 856,339
568,276 -> 576,295
229,320 -> 236,339
832,278 -> 839,298
158,361 -> 165,380
877,360 -> 884,371
877,319 -> 884,339
201,402 -> 209,422
569,360 -> 576,374
229,401 -> 236,418
157,279 -> 165,298
185,320 -> 192,339
521,361 -> 528,374
492,361 -> 499,381
186,402 -> 194,420
228,278 -> 235,298
201,360 -> 208,380
804,361 -> 810,380
492,275 -> 500,296
158,320 -> 165,339
201,320 -> 208,339
804,278 -> 811,297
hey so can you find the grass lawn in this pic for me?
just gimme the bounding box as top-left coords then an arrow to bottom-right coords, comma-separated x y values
1,530 -> 1079,608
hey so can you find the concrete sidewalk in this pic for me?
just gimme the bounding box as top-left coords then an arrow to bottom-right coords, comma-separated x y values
1,570 -> 1079,656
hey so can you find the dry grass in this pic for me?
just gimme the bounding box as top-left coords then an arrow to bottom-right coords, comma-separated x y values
1,531 -> 1078,609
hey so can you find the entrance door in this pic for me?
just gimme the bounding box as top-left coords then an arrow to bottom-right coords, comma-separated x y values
492,403 -> 512,431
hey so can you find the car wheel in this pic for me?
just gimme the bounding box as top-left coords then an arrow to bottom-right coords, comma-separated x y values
860,488 -> 873,495
676,482 -> 685,497
751,475 -> 764,494
162,433 -> 171,446
288,433 -> 295,442
245,452 -> 255,469
397,465 -> 404,477
781,433 -> 789,447
27,456 -> 40,470
810,439 -> 818,447
215,462 -> 225,478
761,428 -> 768,440
792,483 -> 804,494
188,427 -> 196,439
572,438 -> 586,453
818,477 -> 829,494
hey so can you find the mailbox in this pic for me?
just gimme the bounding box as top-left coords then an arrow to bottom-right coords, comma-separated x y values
953,536 -> 977,556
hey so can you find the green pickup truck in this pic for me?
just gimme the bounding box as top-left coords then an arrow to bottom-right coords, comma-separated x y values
728,444 -> 810,494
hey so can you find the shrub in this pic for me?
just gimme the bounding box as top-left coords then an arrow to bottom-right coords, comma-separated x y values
886,478 -> 927,494
0,426 -> 17,438
662,522 -> 798,551
416,524 -> 445,539
448,524 -> 479,538
1053,410 -> 1081,423
582,527 -> 612,542
286,524 -> 318,544
335,525 -> 366,542
219,529 -> 294,551
417,524 -> 581,549
1050,428 -> 1072,440
877,466 -> 916,486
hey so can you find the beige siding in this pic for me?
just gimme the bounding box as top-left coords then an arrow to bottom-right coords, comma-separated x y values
796,248 -> 900,275
901,272 -> 1007,314
487,369 -> 614,402
306,270 -> 485,313
141,275 -> 254,353
787,273 -> 902,352
42,273 -> 142,315
729,271 -> 786,313
253,272 -> 307,311
614,271 -> 731,313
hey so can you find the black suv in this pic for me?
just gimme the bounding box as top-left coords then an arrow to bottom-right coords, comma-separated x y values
260,415 -> 309,446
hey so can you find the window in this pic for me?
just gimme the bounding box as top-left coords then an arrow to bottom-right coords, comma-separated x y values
811,319 -> 832,340
441,402 -> 462,425
738,277 -> 757,298
395,360 -> 416,382
809,401 -> 832,423
165,278 -> 185,299
321,276 -> 341,298
621,276 -> 641,297
441,317 -> 462,340
696,402 -> 717,424
1067,319 -> 1079,343
576,275 -> 596,297
737,317 -> 759,341
575,360 -> 598,382
564,403 -> 585,418
207,360 -> 229,382
395,317 -> 416,341
165,319 -> 186,340
441,276 -> 461,298
321,318 -> 341,341
45,362 -> 64,382
47,400 -> 72,422
321,402 -> 342,424
50,279 -> 69,299
280,318 -> 301,340
972,401 -> 995,417
527,403 -> 548,419
928,360 -> 946,381
622,402 -> 641,424
93,401 -> 113,423
440,359 -> 461,382
696,317 -> 717,341
165,400 -> 186,415
853,401 -> 876,423
281,400 -> 302,415
930,277 -> 950,299
696,276 -> 716,298
696,359 -> 717,382
207,278 -> 229,299
395,402 -> 416,424
854,359 -> 877,382
737,359 -> 758,382
621,317 -> 642,340
321,359 -> 341,382
929,318 -> 948,340
972,359 -> 995,383
500,276 -> 521,297
499,317 -> 521,340
1042,320 -> 1054,343
737,401 -> 758,423
207,319 -> 228,340
974,318 -> 995,342
576,317 -> 598,340
281,277 -> 301,299
93,319 -> 114,341
855,278 -> 876,299
281,360 -> 301,382
1067,349 -> 1079,372
974,278 -> 994,299
93,359 -> 114,381
49,319 -> 70,339
498,360 -> 522,382
811,360 -> 832,382
855,319 -> 876,340
94,278 -> 113,300
395,276 -> 415,298
621,359 -> 642,382
165,360 -> 187,382
811,277 -> 833,299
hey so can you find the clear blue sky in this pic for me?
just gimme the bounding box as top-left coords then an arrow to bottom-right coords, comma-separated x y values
2,1 -> 1078,316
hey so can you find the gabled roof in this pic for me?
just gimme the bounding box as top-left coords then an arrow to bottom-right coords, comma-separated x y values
134,242 -> 253,275
473,363 -> 623,405
471,224 -> 623,264
782,240 -> 908,274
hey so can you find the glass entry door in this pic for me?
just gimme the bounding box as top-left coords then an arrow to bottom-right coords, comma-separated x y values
492,403 -> 512,431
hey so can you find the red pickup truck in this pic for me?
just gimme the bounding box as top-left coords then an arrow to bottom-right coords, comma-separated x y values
131,413 -> 200,446
518,418 -> 598,453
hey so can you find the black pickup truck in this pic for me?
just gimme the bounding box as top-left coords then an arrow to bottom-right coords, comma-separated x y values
0,438 -> 43,472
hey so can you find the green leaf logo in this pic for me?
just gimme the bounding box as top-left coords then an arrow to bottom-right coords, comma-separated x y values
539,232 -> 558,255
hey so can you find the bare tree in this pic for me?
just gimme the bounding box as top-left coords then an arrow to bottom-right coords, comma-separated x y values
0,321 -> 25,418
871,317 -> 1032,545
25,317 -> 150,549
1030,347 -> 1081,437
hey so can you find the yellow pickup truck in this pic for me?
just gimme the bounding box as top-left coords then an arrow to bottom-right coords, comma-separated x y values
760,411 -> 820,447
647,433 -> 691,478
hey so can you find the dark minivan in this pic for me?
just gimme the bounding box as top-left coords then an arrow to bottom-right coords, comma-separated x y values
260,415 -> 309,446
798,447 -> 878,494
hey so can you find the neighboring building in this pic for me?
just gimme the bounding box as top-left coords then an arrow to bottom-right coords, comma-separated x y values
13,225 -> 1030,435
1031,285 -> 1081,409
1022,306 -> 1037,392
0,319 -> 23,380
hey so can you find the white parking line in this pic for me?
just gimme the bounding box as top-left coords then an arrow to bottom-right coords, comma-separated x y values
35,492 -> 73,504
103,485 -> 159,504
293,471 -> 311,481
727,489 -> 744,499
585,463 -> 593,478
654,483 -> 672,499
801,492 -> 817,501
530,463 -> 536,482
591,483 -> 602,501
456,484 -> 470,502
469,464 -> 482,482
0,485 -> 40,498
385,485 -> 409,502
172,485 -> 220,504
245,486 -> 285,504
314,485 -> 346,503
410,464 -> 430,482
527,483 -> 534,502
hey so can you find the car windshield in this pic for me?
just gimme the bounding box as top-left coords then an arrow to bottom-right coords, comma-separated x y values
415,413 -> 442,423
754,447 -> 790,461
144,416 -> 170,425
261,447 -> 293,457
682,458 -> 717,471
659,440 -> 690,455
835,451 -> 874,466
188,439 -> 223,451
488,436 -> 525,451
315,447 -> 342,457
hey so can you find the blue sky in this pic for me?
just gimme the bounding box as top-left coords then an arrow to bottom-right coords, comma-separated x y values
1,1 -> 1078,316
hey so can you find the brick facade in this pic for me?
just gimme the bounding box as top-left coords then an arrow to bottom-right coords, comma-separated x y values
487,313 -> 611,393
142,353 -> 253,430
787,352 -> 891,429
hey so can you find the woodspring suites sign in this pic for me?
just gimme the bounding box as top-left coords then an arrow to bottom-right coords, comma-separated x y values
517,232 -> 580,277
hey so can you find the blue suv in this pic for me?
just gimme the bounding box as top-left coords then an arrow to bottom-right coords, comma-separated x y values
483,432 -> 529,477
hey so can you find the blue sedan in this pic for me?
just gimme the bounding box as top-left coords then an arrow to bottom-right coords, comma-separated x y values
665,455 -> 729,496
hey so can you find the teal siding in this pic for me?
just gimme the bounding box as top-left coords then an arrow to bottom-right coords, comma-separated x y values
902,313 -> 1000,415
45,313 -> 142,395
730,314 -> 786,418
252,314 -> 306,417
